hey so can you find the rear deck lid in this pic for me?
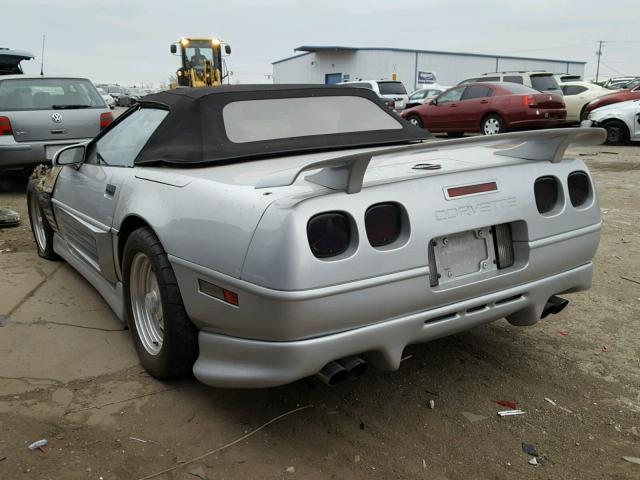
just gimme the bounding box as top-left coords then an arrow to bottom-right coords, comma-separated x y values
0,77 -> 108,141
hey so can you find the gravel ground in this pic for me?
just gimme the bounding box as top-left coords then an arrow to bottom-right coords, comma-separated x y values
0,141 -> 638,479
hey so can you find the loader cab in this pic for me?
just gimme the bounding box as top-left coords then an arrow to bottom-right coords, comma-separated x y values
170,38 -> 231,88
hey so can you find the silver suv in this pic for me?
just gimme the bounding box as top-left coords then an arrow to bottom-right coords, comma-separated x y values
338,80 -> 409,111
460,71 -> 563,94
0,75 -> 112,176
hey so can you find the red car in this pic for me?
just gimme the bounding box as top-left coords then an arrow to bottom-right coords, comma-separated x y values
401,82 -> 566,136
584,83 -> 640,116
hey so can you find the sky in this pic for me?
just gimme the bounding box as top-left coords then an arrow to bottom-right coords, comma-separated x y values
4,0 -> 639,87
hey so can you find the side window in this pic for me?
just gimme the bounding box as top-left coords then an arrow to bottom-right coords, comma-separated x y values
409,90 -> 426,101
562,85 -> 588,96
87,108 -> 168,167
436,87 -> 465,104
462,86 -> 492,100
503,75 -> 524,84
481,76 -> 500,82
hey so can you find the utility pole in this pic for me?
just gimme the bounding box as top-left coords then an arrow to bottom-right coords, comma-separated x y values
40,35 -> 45,76
595,40 -> 604,83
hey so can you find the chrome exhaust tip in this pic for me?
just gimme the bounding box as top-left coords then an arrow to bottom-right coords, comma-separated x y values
316,361 -> 349,386
337,356 -> 368,378
541,295 -> 569,319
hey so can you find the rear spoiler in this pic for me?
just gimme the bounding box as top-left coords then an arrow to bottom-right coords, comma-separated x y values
255,127 -> 606,194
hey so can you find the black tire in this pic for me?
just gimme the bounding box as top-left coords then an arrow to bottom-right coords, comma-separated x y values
481,114 -> 506,135
579,104 -> 589,122
122,227 -> 198,380
446,132 -> 464,138
603,120 -> 629,145
26,179 -> 58,260
406,115 -> 423,128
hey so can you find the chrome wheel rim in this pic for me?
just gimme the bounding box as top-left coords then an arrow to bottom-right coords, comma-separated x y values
130,252 -> 164,355
409,117 -> 420,127
29,194 -> 47,251
483,118 -> 501,135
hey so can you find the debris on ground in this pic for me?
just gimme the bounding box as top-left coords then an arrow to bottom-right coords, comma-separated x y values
354,455 -> 361,463
497,410 -> 526,417
622,456 -> 640,465
620,276 -> 640,286
522,443 -> 539,457
494,400 -> 518,409
189,466 -> 208,479
461,412 -> 488,423
0,314 -> 10,326
529,457 -> 540,466
285,466 -> 296,474
129,437 -> 147,443
602,346 -> 609,353
0,209 -> 20,228
558,330 -> 570,336
428,400 -> 435,409
27,439 -> 48,452
544,397 -> 557,406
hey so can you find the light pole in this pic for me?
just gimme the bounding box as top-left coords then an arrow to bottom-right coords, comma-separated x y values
595,40 -> 605,83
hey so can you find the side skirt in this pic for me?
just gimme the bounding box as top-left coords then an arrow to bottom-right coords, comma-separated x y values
53,233 -> 126,323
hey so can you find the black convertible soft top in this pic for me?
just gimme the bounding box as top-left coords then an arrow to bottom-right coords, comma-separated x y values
134,84 -> 431,166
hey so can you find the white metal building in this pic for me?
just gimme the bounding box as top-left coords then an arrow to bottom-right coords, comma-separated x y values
273,46 -> 586,90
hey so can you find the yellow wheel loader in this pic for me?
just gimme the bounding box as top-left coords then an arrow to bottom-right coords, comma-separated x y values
170,38 -> 231,88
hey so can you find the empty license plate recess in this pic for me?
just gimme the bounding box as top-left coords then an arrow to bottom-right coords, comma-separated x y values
429,227 -> 497,286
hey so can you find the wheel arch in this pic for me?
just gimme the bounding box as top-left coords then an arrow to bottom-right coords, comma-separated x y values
116,215 -> 161,271
480,111 -> 504,130
601,118 -> 630,143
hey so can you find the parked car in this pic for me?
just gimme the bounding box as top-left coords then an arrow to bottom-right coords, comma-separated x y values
582,99 -> 640,145
0,48 -> 34,75
560,81 -> 611,123
96,87 -> 115,109
338,80 -> 409,111
584,84 -> 640,115
401,82 -> 566,136
601,76 -> 639,90
0,75 -> 113,175
405,86 -> 448,109
460,71 -> 563,95
116,90 -> 140,107
27,85 -> 604,388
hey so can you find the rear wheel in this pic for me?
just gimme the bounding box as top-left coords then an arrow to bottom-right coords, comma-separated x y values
123,227 -> 198,380
26,179 -> 58,260
406,115 -> 423,128
603,120 -> 629,145
482,114 -> 505,135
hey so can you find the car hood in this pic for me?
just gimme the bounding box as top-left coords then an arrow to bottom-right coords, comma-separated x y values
591,99 -> 639,116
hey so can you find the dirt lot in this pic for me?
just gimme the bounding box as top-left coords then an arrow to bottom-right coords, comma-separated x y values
0,143 -> 639,479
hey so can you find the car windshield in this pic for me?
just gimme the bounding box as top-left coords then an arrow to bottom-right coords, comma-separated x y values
377,82 -> 407,95
530,75 -> 561,92
0,78 -> 104,111
223,95 -> 403,143
501,83 -> 540,94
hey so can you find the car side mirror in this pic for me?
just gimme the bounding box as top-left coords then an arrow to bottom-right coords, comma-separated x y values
431,98 -> 438,106
170,44 -> 177,54
54,144 -> 85,168
225,44 -> 231,55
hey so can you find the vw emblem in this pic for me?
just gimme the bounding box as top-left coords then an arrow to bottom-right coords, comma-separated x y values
51,113 -> 63,123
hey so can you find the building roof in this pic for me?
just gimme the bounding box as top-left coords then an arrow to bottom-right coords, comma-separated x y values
272,45 -> 586,65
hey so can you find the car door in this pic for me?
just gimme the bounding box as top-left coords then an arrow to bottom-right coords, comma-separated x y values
426,86 -> 466,131
457,85 -> 493,131
53,107 -> 168,283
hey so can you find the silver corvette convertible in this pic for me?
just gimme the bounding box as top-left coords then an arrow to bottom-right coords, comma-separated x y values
28,85 -> 605,388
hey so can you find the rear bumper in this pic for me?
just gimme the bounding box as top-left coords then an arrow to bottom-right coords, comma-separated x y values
193,262 -> 594,388
0,137 -> 90,169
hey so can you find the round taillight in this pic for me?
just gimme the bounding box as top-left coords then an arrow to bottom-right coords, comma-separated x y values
365,203 -> 402,247
534,176 -> 560,214
568,171 -> 590,207
307,212 -> 351,258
